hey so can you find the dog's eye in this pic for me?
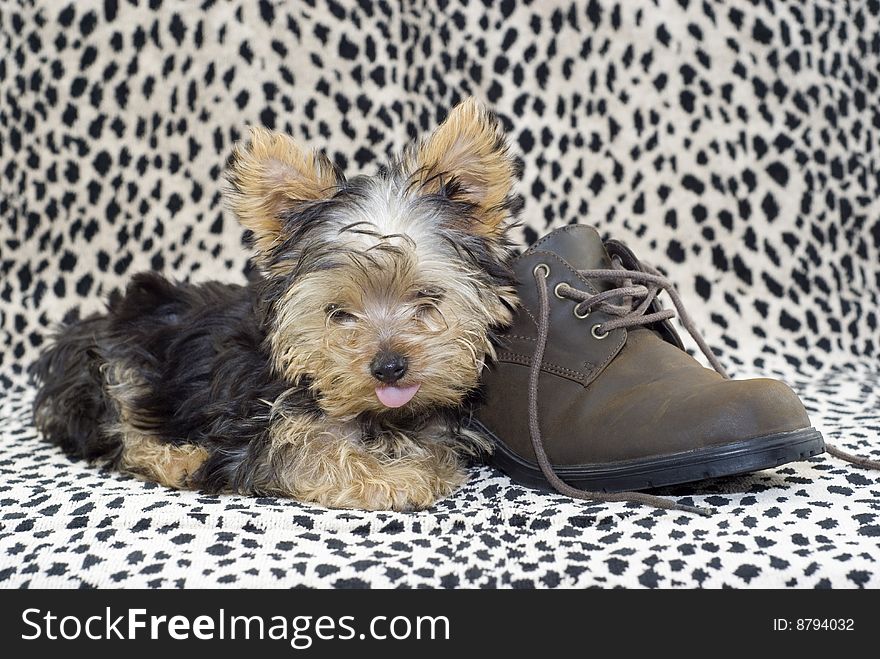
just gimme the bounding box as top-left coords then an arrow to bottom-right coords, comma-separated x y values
324,304 -> 356,323
416,287 -> 443,301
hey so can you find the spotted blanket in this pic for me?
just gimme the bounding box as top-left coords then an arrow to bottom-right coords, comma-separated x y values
1,0 -> 878,587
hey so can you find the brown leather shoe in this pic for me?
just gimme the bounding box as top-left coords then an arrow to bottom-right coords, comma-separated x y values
473,225 -> 825,513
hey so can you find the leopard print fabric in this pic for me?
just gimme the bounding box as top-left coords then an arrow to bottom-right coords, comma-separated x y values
1,0 -> 878,587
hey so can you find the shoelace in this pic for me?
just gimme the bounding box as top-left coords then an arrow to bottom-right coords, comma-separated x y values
527,252 -> 879,517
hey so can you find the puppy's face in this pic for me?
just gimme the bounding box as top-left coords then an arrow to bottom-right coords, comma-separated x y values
225,99 -> 519,419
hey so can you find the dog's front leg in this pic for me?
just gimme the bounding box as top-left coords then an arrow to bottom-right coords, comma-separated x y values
269,415 -> 469,511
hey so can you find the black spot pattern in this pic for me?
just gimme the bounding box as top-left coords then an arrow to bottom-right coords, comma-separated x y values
1,0 -> 879,587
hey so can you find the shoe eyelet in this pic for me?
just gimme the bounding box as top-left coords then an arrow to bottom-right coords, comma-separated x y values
573,305 -> 590,320
592,324 -> 610,340
533,263 -> 550,279
554,283 -> 568,299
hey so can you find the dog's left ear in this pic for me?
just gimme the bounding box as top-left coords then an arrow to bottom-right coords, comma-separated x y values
408,98 -> 518,237
225,126 -> 340,255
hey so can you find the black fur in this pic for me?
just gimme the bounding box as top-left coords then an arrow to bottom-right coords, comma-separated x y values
30,312 -> 118,462
30,272 -> 323,494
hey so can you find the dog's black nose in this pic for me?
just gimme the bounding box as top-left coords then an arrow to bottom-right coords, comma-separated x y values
371,352 -> 408,384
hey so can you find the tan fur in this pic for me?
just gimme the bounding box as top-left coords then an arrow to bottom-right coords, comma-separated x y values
104,362 -> 208,488
225,126 -> 338,254
406,97 -> 517,235
120,434 -> 209,489
269,247 -> 514,420
100,360 -> 482,509
266,413 -> 484,511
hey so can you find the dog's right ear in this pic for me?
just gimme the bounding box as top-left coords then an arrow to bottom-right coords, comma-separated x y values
225,127 -> 340,255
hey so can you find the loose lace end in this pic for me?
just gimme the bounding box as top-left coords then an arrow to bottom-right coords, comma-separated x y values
677,503 -> 714,517
624,492 -> 714,517
826,444 -> 880,470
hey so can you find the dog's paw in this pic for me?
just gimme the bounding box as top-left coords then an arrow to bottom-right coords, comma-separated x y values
298,464 -> 469,512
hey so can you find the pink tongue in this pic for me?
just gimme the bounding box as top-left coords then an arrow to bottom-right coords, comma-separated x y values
375,384 -> 420,408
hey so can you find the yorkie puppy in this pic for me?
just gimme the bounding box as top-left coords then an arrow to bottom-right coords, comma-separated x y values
31,99 -> 520,511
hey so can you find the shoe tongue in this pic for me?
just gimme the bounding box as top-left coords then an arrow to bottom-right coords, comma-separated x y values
525,225 -> 614,291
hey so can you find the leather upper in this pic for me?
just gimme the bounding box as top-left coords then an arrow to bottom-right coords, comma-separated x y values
476,225 -> 812,466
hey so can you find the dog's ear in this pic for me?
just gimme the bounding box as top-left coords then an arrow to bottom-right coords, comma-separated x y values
225,126 -> 339,254
407,98 -> 518,237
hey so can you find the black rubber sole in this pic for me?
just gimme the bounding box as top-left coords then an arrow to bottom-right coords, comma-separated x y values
471,421 -> 826,493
